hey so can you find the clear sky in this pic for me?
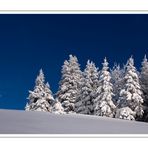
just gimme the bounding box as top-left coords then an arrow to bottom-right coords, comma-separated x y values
0,14 -> 147,110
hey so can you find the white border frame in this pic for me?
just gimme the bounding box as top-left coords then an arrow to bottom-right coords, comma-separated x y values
0,11 -> 148,138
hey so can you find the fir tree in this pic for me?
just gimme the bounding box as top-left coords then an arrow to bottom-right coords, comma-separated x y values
25,69 -> 54,112
75,60 -> 99,115
94,58 -> 116,117
56,55 -> 82,113
116,57 -> 143,120
52,99 -> 65,114
111,64 -> 125,105
140,55 -> 148,121
115,107 -> 135,120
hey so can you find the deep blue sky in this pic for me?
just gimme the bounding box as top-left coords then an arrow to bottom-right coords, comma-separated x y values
0,14 -> 147,110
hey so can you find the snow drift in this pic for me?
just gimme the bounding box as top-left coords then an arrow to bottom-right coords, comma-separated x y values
0,109 -> 148,134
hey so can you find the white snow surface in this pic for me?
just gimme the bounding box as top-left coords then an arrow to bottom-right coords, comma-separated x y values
0,109 -> 148,134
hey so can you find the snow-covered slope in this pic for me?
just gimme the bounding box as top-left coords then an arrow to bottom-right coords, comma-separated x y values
0,109 -> 148,134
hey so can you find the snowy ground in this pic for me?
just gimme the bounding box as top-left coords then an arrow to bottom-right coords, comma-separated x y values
0,109 -> 148,134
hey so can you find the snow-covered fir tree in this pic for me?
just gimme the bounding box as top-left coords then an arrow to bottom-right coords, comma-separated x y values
116,57 -> 144,120
115,107 -> 136,120
25,69 -> 55,112
111,64 -> 125,105
94,58 -> 116,117
52,99 -> 65,114
56,55 -> 82,113
75,60 -> 99,115
140,55 -> 148,121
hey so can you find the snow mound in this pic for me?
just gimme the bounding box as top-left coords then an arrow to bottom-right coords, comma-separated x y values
0,109 -> 148,134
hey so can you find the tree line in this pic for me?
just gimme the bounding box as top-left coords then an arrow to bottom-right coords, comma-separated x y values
25,54 -> 148,122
